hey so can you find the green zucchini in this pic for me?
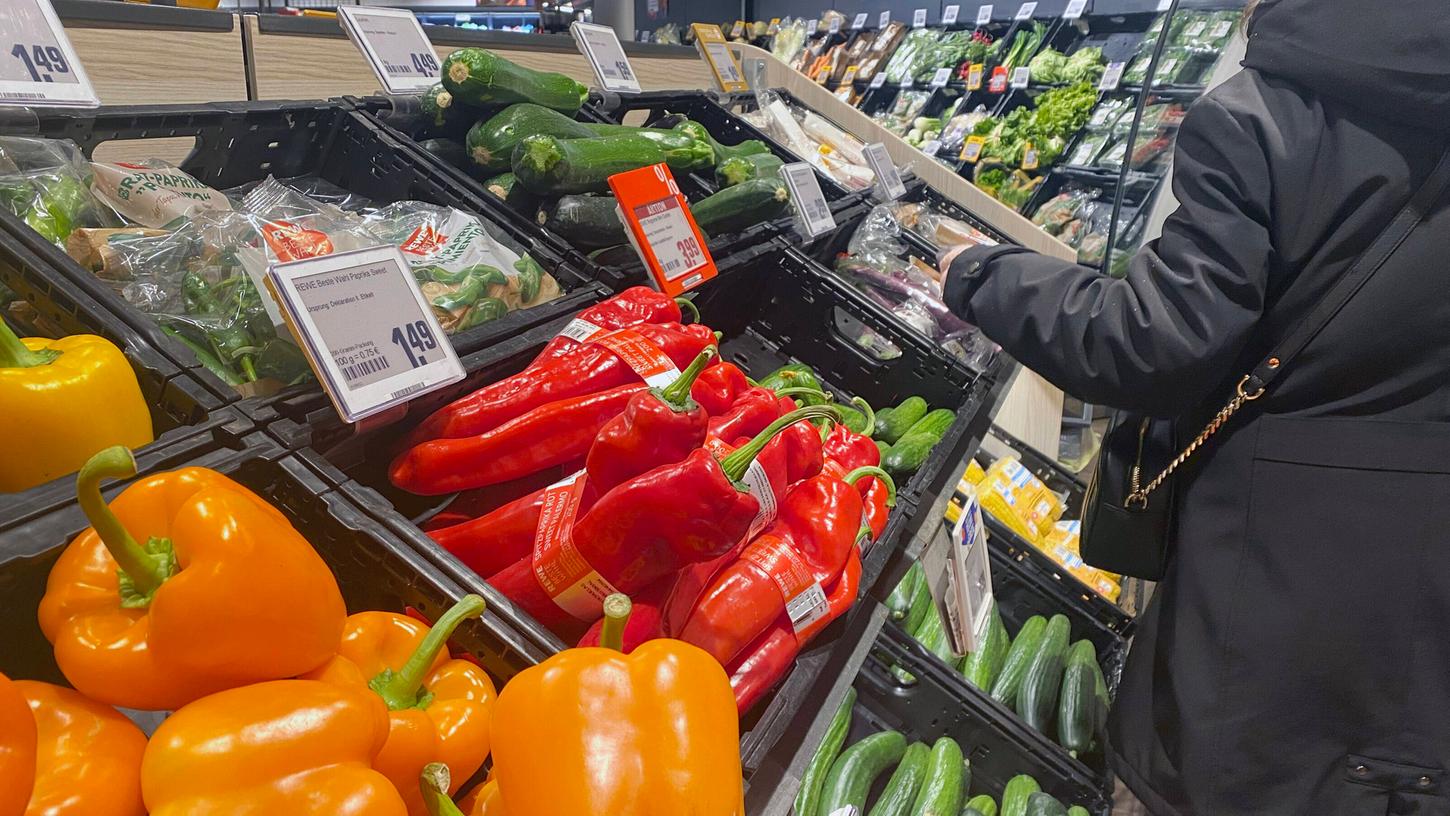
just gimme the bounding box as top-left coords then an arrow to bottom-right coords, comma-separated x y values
965,795 -> 999,816
1066,807 -> 1090,816
961,600 -> 1010,691
690,177 -> 791,237
887,562 -> 925,623
482,172 -> 539,214
1023,792 -> 1068,816
717,152 -> 786,187
1001,775 -> 1040,816
990,616 -> 1047,707
580,123 -> 715,170
1057,640 -> 1098,755
441,48 -> 588,113
883,409 -> 956,475
512,134 -> 667,195
466,103 -> 595,173
878,397 -> 928,444
1016,614 -> 1071,733
541,194 -> 627,250
867,741 -> 931,816
420,83 -> 456,127
910,737 -> 965,816
904,567 -> 933,634
795,688 -> 857,816
712,135 -> 773,163
817,730 -> 908,816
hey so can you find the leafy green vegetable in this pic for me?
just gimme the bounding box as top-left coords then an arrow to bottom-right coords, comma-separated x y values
975,167 -> 1008,198
1062,47 -> 1104,84
1028,49 -> 1067,83
1002,22 -> 1046,71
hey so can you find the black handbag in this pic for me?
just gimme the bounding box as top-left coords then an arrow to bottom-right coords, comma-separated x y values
1081,147 -> 1450,580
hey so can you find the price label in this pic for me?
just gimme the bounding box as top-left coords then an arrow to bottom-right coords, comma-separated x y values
807,18 -> 819,33
571,22 -> 641,93
1010,66 -> 1030,88
852,12 -> 868,28
1098,60 -> 1125,90
692,24 -> 748,92
639,199 -> 707,281
770,17 -> 781,31
828,16 -> 842,33
899,74 -> 915,88
610,163 -> 718,295
268,245 -> 465,423
988,65 -> 1008,92
870,71 -> 888,88
946,486 -> 994,654
731,20 -> 745,37
879,10 -> 892,26
780,162 -> 836,238
966,62 -> 985,89
1156,0 -> 1171,9
1063,0 -> 1088,18
921,139 -> 941,157
1021,141 -> 1039,169
930,67 -> 953,88
960,134 -> 985,162
0,0 -> 98,107
842,64 -> 859,83
976,4 -> 994,25
338,6 -> 441,95
942,4 -> 960,24
1183,20 -> 1205,37
1210,20 -> 1233,39
1014,1 -> 1037,19
864,142 -> 906,201
912,8 -> 928,27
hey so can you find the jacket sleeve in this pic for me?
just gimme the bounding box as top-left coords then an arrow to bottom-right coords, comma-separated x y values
943,94 -> 1275,416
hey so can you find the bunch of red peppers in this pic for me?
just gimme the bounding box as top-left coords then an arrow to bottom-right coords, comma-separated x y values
393,288 -> 896,712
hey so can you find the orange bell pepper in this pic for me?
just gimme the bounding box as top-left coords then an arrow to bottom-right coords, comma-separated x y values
307,595 -> 497,816
0,673 -> 35,816
422,764 -> 505,816
140,679 -> 406,815
17,679 -> 147,816
491,595 -> 745,816
37,446 -> 346,710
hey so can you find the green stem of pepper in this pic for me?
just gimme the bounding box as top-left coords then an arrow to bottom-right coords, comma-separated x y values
852,397 -> 875,438
419,763 -> 468,816
653,345 -> 716,411
239,355 -> 258,383
600,593 -> 633,652
0,318 -> 59,368
674,296 -> 700,324
719,404 -> 842,482
369,594 -> 486,711
76,446 -> 176,607
844,465 -> 896,507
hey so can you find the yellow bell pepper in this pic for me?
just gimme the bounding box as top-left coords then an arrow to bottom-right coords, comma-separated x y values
0,320 -> 151,492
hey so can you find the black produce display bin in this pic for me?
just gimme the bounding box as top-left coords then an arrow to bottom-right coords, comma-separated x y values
0,100 -> 608,404
0,433 -> 549,692
0,229 -> 252,528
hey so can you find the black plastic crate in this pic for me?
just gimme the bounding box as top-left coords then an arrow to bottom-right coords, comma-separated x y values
0,433 -> 549,691
0,100 -> 608,403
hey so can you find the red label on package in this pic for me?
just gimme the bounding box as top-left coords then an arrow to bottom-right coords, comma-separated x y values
988,65 -> 1008,93
531,472 -> 621,621
400,224 -> 448,256
590,327 -> 681,388
741,536 -> 830,640
260,219 -> 334,262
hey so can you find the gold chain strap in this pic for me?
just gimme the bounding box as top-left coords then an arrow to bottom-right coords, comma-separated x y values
1125,374 -> 1265,508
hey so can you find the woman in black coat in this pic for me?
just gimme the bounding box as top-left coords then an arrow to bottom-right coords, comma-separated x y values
943,1 -> 1450,812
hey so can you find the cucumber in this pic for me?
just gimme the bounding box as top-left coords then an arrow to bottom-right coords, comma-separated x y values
466,103 -> 596,173
867,742 -> 931,816
442,48 -> 588,113
1023,793 -> 1068,816
965,795 -> 998,816
990,616 -> 1046,707
874,406 -> 896,438
541,194 -> 627,250
1001,775 -> 1040,816
817,730 -> 908,816
961,600 -> 1010,691
581,123 -> 715,170
883,409 -> 956,475
1016,614 -> 1071,733
512,134 -> 667,195
1066,807 -> 1090,816
904,568 -> 933,634
795,688 -> 857,816
690,177 -> 791,237
717,152 -> 786,187
913,599 -> 954,664
887,562 -> 924,623
420,83 -> 456,127
877,397 -> 928,444
877,439 -> 893,459
910,737 -> 965,816
1057,640 -> 1098,755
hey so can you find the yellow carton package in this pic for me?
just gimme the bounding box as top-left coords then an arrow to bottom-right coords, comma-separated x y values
1039,520 -> 1122,602
978,456 -> 1065,542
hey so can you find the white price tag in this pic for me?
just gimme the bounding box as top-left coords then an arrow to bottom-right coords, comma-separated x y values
780,161 -> 836,238
0,0 -> 98,107
807,18 -> 819,33
1014,1 -> 1037,19
1063,0 -> 1088,19
705,41 -> 743,85
976,4 -> 994,25
1098,60 -> 1125,90
1156,0 -> 1171,9
899,73 -> 915,88
268,245 -> 464,424
947,486 -> 993,653
942,4 -> 960,24
921,139 -> 941,157
829,16 -> 842,33
912,8 -> 928,27
864,142 -> 906,201
879,10 -> 892,27
852,12 -> 868,28
1010,65 -> 1030,88
640,197 -> 708,282
930,67 -> 952,88
870,72 -> 888,89
571,22 -> 641,93
786,581 -> 830,635
1210,20 -> 1233,39
338,6 -> 440,95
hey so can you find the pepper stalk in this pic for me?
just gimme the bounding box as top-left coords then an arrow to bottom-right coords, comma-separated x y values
652,345 -> 717,411
719,404 -> 842,483
844,465 -> 896,507
600,593 -> 633,652
76,445 -> 177,609
0,317 -> 59,368
369,594 -> 487,711
419,763 -> 468,816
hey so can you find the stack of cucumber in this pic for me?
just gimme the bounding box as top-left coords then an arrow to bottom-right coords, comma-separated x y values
413,48 -> 795,253
886,565 -> 1111,758
875,396 -> 957,477
794,690 -> 1094,816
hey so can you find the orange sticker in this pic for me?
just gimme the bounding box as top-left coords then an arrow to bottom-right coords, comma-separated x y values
589,327 -> 681,388
399,223 -> 449,256
260,219 -> 333,262
608,163 -> 718,295
531,471 -> 620,621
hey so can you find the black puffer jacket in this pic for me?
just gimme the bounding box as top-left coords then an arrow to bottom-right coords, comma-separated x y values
944,1 -> 1450,812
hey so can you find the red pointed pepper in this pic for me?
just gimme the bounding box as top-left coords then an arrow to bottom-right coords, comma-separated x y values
532,288 -> 696,364
427,348 -> 718,576
707,387 -> 784,441
690,361 -> 751,415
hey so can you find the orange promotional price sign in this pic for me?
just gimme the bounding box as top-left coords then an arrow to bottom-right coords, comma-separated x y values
608,163 -> 718,295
